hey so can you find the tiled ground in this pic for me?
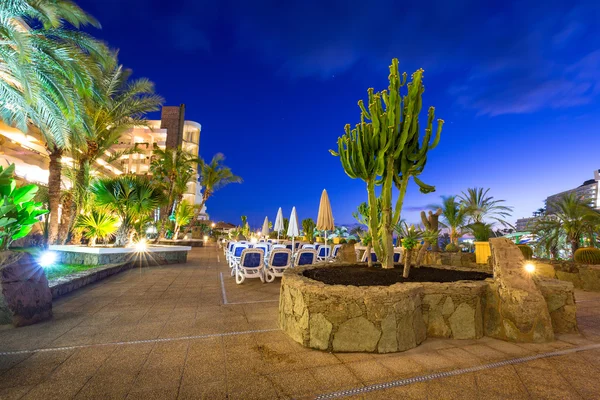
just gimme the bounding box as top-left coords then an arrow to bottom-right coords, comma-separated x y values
1,245 -> 600,399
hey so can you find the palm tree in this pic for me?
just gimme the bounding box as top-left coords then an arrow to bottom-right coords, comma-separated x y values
90,176 -> 164,247
173,201 -> 194,239
459,187 -> 513,226
533,193 -> 600,257
1,0 -> 108,245
74,210 -> 119,246
183,153 -> 242,237
58,56 -> 163,243
395,223 -> 422,278
150,146 -> 201,239
432,196 -> 467,245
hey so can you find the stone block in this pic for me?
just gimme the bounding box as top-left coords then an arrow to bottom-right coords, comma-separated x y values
332,316 -> 380,352
0,251 -> 52,327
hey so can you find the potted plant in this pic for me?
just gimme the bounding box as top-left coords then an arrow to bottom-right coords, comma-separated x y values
468,222 -> 493,264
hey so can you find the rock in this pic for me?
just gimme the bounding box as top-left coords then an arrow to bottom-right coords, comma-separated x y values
484,239 -> 554,343
338,244 -> 357,263
449,303 -> 476,339
333,317 -> 381,352
377,312 -> 398,353
0,251 -> 53,327
442,296 -> 455,316
309,313 -> 332,350
536,278 -> 578,334
427,309 -> 451,338
422,294 -> 443,308
534,263 -> 556,279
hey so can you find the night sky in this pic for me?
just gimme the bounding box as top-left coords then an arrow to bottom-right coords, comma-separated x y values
78,0 -> 600,229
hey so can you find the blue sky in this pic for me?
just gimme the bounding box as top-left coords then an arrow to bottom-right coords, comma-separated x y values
79,0 -> 600,229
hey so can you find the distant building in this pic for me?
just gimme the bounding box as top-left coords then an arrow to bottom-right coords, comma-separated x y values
545,170 -> 600,213
515,217 -> 538,232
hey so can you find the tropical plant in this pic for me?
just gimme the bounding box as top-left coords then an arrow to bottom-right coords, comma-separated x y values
59,55 -> 163,243
420,208 -> 442,251
74,210 -> 119,246
533,193 -> 600,257
0,164 -> 48,251
353,201 -> 381,267
90,176 -> 164,246
1,0 -> 110,245
432,196 -> 467,245
302,218 -> 316,242
183,153 -> 242,237
173,201 -> 194,239
395,223 -> 422,278
415,229 -> 441,267
445,243 -> 460,253
573,247 -> 600,265
459,188 -> 513,226
517,244 -> 533,260
150,146 -> 201,239
331,58 -> 443,269
467,222 -> 494,242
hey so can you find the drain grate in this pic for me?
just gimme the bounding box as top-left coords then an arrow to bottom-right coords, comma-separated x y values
314,343 -> 600,399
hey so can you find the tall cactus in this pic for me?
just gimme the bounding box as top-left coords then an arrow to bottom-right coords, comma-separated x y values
331,58 -> 444,270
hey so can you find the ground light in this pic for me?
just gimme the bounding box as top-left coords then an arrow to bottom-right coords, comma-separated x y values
38,251 -> 58,268
524,263 -> 536,273
135,239 -> 147,252
203,235 -> 209,243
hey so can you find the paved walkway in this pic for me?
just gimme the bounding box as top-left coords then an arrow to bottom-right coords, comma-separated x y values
1,246 -> 600,399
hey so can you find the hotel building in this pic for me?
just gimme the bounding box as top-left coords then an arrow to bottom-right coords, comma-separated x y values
0,104 -> 207,217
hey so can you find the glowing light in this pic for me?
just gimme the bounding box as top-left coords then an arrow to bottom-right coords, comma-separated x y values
38,251 -> 57,268
203,235 -> 209,242
135,239 -> 147,252
211,223 -> 216,228
250,237 -> 258,244
524,263 -> 536,273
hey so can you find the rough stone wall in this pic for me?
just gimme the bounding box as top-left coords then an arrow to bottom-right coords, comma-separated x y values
484,238 -> 554,343
533,260 -> 600,292
420,281 -> 486,340
56,250 -> 188,266
536,278 -> 578,334
422,251 -> 482,270
49,262 -> 135,299
279,268 -> 426,353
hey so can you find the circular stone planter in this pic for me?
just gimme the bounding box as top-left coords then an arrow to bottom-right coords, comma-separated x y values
278,262 -> 490,353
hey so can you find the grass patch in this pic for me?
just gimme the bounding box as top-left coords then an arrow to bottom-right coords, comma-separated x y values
10,247 -> 97,280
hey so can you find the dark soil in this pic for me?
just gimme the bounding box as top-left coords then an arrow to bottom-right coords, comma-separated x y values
303,265 -> 491,286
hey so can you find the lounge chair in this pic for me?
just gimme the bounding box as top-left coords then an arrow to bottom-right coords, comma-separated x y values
265,248 -> 292,282
316,245 -> 331,262
331,244 -> 342,260
302,244 -> 316,249
296,249 -> 317,266
229,243 -> 249,275
235,249 -> 265,284
360,250 -> 378,263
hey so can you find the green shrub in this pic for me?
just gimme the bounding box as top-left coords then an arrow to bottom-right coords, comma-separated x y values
348,239 -> 357,245
268,231 -> 279,239
574,247 -> 600,265
0,164 -> 48,251
339,238 -> 347,244
517,244 -> 533,260
445,243 -> 460,253
75,210 -> 119,246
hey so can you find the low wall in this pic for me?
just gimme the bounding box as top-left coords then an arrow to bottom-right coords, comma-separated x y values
533,260 -> 600,291
49,262 -> 135,299
49,245 -> 190,266
422,251 -> 484,270
279,261 -> 578,353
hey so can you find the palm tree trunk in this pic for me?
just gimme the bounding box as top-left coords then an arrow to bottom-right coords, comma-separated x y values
57,192 -> 73,244
115,222 -> 129,247
182,199 -> 206,238
63,160 -> 88,244
571,240 -> 579,258
47,148 -> 63,245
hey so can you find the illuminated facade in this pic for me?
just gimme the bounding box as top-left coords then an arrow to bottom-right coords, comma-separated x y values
0,105 -> 207,217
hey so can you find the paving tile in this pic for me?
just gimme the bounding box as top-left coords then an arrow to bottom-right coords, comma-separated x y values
177,382 -> 227,399
126,386 -> 179,400
21,379 -> 86,400
311,364 -> 363,392
0,385 -> 33,400
268,369 -> 321,397
345,360 -> 395,384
